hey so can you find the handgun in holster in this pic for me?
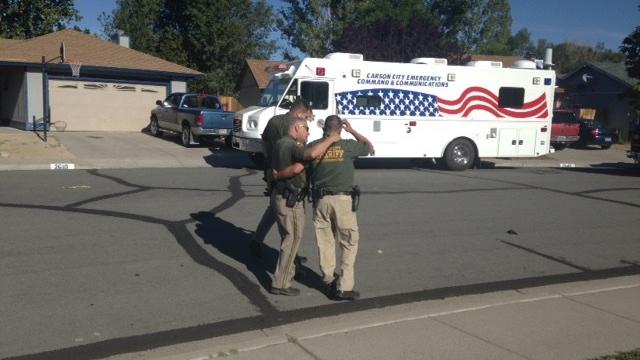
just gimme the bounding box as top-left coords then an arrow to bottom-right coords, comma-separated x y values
351,185 -> 361,212
282,182 -> 302,208
309,187 -> 323,208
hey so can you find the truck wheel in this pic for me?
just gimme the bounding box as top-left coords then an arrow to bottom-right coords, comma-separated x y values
150,117 -> 162,137
181,125 -> 192,147
249,152 -> 265,169
444,138 -> 475,171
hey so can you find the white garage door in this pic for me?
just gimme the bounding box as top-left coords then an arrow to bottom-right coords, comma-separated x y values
49,79 -> 167,131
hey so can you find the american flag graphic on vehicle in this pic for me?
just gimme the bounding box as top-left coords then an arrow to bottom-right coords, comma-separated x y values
335,87 -> 548,118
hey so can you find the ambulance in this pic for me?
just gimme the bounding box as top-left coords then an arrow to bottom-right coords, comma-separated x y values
231,52 -> 555,170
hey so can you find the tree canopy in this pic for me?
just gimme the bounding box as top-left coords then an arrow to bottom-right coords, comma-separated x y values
101,0 -> 277,95
0,0 -> 80,39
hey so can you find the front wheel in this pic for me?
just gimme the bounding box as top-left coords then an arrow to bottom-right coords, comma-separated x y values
181,125 -> 192,147
149,117 -> 162,137
444,138 -> 476,171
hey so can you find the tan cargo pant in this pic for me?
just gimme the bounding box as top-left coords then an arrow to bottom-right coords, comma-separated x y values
271,192 -> 305,290
313,195 -> 359,291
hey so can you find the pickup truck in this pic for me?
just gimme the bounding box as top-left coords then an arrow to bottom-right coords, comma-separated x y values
550,109 -> 581,150
150,93 -> 234,147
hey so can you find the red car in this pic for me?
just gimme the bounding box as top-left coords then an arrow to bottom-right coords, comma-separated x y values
551,110 -> 581,149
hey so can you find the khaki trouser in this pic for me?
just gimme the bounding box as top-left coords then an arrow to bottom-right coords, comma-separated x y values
271,192 -> 305,289
313,195 -> 359,291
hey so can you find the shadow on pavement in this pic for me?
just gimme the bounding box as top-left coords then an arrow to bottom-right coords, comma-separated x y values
203,148 -> 258,169
191,211 -> 325,293
560,162 -> 640,177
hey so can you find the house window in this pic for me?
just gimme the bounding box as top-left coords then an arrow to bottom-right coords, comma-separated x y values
498,87 -> 524,108
300,81 -> 329,110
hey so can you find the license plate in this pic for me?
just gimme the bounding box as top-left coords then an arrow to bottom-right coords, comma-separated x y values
218,129 -> 229,135
605,137 -> 612,142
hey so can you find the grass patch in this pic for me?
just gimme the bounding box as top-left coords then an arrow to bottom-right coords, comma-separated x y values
589,348 -> 640,360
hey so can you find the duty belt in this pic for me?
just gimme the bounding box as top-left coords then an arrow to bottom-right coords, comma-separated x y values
322,190 -> 352,196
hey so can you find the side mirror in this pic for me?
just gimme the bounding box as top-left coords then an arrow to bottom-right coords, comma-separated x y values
156,100 -> 162,106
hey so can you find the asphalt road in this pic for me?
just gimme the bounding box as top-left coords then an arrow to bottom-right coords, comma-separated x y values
1,163 -> 639,359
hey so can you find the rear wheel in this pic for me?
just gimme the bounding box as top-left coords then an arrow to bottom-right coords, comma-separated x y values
181,125 -> 192,147
444,138 -> 476,171
150,117 -> 161,137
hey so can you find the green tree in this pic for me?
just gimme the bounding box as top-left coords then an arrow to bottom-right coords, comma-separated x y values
620,8 -> 640,113
101,0 -> 276,95
0,0 -> 80,39
553,41 -> 624,74
429,0 -> 512,55
508,28 -> 535,57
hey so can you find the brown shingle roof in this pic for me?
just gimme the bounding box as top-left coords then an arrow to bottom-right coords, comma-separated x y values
0,29 -> 201,76
246,58 -> 283,89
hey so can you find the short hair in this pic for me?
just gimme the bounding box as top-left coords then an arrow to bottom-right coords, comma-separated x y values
290,98 -> 312,112
289,117 -> 308,130
323,115 -> 342,135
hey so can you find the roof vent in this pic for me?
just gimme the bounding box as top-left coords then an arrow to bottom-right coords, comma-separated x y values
324,53 -> 364,61
410,58 -> 447,65
466,61 -> 502,68
511,60 -> 537,69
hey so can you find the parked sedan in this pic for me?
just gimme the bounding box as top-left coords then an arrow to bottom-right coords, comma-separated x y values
576,120 -> 620,149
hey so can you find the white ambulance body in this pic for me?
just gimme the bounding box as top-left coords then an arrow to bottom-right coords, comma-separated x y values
232,53 -> 556,170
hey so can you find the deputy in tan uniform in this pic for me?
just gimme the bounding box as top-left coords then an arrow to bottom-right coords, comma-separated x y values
249,99 -> 314,258
269,118 -> 340,296
308,115 -> 374,300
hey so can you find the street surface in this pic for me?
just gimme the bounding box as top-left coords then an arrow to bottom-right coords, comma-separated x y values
1,160 -> 639,359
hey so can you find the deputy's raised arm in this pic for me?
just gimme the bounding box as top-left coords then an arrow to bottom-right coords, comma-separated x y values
342,119 -> 375,155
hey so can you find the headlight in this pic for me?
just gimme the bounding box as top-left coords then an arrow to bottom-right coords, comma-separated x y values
248,119 -> 258,129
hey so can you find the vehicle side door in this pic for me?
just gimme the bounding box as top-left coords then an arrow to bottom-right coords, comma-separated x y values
158,93 -> 181,131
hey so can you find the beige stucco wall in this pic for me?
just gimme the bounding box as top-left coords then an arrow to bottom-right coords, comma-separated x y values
49,79 -> 167,131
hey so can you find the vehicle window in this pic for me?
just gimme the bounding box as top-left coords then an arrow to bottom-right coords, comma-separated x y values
355,95 -> 382,108
300,81 -> 329,110
552,111 -> 578,123
182,95 -> 198,108
498,87 -> 524,109
181,95 -> 221,109
164,94 -> 181,108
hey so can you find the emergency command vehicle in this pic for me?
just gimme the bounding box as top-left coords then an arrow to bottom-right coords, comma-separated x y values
232,52 -> 556,170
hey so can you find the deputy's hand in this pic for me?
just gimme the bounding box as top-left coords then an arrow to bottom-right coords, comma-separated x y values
271,169 -> 278,181
342,119 -> 354,133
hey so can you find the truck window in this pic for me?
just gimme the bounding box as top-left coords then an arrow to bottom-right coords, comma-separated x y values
498,87 -> 524,109
356,95 -> 382,108
165,94 -> 181,108
301,81 -> 329,110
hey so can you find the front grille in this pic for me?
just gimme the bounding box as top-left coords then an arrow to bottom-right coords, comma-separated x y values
233,117 -> 241,133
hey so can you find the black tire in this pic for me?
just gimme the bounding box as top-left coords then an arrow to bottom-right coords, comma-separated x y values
181,125 -> 191,147
249,152 -> 265,169
149,116 -> 162,137
601,144 -> 611,150
444,138 -> 476,171
224,135 -> 232,148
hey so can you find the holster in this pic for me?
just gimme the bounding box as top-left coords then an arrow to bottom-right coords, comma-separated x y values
351,185 -> 361,212
282,182 -> 305,208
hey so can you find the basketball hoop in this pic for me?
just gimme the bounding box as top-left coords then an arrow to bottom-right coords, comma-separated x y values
67,59 -> 82,78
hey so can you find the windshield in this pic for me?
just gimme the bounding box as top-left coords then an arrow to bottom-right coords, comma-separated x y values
259,77 -> 292,107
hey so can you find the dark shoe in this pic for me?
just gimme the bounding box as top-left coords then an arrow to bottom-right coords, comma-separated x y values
269,286 -> 300,296
325,278 -> 338,299
334,290 -> 360,301
249,239 -> 262,258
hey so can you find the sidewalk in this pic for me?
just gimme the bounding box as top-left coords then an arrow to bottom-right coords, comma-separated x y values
0,127 -> 635,171
105,275 -> 640,360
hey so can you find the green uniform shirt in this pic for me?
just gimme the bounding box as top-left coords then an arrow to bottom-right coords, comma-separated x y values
261,113 -> 294,169
272,135 -> 307,189
309,138 -> 369,192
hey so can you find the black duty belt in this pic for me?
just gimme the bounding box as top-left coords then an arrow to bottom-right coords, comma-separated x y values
322,190 -> 352,196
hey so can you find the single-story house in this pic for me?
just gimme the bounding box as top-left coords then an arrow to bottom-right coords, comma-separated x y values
235,58 -> 283,108
557,62 -> 638,140
0,29 -> 202,131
